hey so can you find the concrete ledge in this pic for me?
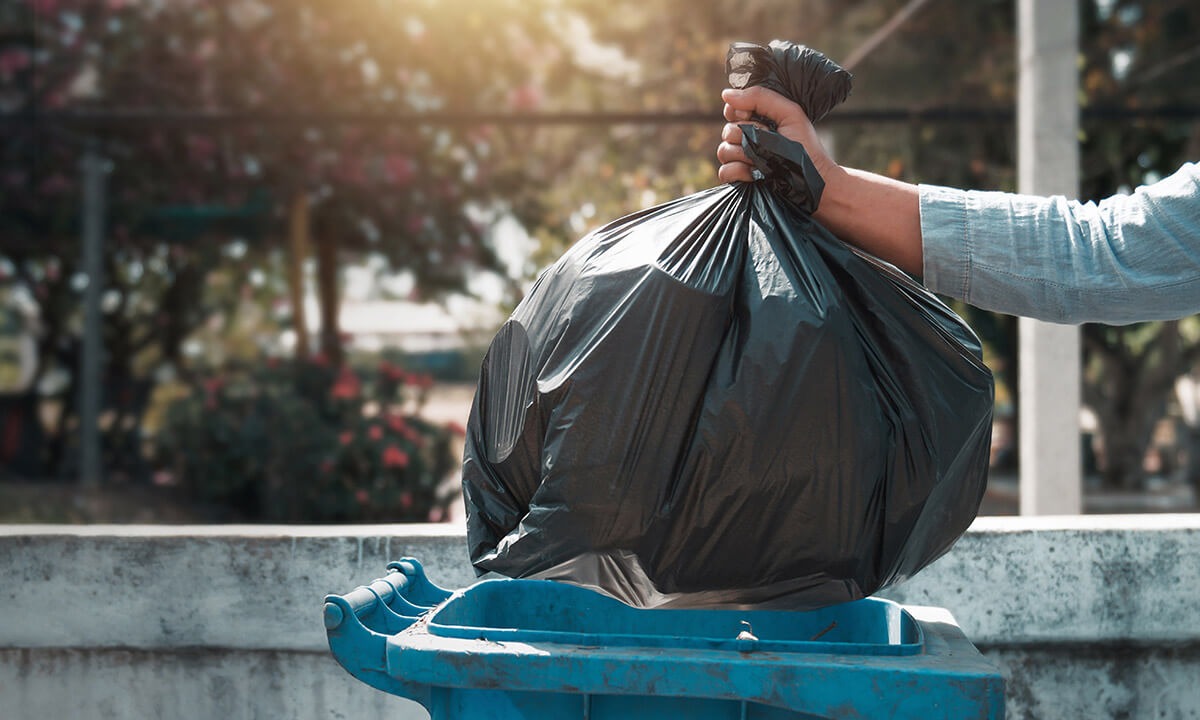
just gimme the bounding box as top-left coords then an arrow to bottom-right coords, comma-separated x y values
880,514 -> 1200,645
4,516 -> 1197,650
1,524 -> 476,652
3,516 -> 1199,719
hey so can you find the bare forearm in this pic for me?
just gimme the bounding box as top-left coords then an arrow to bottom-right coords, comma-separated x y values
814,166 -> 924,276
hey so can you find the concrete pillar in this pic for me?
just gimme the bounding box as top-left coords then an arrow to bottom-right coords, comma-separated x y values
1017,0 -> 1081,514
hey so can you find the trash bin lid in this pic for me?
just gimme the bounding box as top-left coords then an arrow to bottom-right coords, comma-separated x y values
426,578 -> 923,656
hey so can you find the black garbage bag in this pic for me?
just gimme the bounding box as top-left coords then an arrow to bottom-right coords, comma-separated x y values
461,41 -> 994,609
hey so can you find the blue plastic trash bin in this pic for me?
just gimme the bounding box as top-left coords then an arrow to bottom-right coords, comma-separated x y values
324,558 -> 1004,719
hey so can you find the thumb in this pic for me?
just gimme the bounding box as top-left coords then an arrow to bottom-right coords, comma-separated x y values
722,86 -> 806,126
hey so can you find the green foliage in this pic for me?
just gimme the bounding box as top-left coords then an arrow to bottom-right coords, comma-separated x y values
156,357 -> 461,522
0,0 -> 612,477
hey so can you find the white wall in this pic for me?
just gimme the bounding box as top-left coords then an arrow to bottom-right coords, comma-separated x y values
2,517 -> 1199,719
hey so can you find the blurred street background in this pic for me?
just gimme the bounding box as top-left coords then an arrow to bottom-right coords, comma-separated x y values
2,0 -> 1199,523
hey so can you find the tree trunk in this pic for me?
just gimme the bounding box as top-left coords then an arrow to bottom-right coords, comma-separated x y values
1084,321 -> 1194,491
287,192 -> 312,360
314,226 -> 343,367
1096,409 -> 1156,491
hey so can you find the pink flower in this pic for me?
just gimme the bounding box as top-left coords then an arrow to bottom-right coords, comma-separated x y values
0,49 -> 30,78
382,445 -> 409,468
339,431 -> 353,446
379,361 -> 407,383
508,83 -> 542,112
330,367 -> 361,399
186,135 -> 217,164
368,425 -> 383,441
39,174 -> 70,195
355,488 -> 370,504
400,424 -> 422,444
404,372 -> 434,390
202,377 -> 224,410
399,491 -> 413,509
386,155 -> 414,187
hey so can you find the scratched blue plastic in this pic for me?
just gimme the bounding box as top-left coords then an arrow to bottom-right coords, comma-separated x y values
426,579 -> 921,655
324,558 -> 1005,719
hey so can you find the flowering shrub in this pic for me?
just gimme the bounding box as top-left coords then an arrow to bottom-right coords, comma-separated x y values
156,356 -> 462,523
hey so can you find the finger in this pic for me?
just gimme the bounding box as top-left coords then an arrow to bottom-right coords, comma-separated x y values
721,86 -> 804,124
723,103 -> 752,123
718,162 -> 754,184
716,140 -> 747,166
721,123 -> 744,146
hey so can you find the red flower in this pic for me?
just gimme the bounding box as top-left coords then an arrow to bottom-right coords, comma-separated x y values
379,361 -> 408,383
508,83 -> 542,112
368,425 -> 383,441
382,445 -> 410,468
399,491 -> 413,510
330,367 -> 361,399
387,155 -> 414,187
355,488 -> 370,505
400,425 -> 424,446
339,431 -> 353,446
386,414 -> 407,434
406,372 -> 435,390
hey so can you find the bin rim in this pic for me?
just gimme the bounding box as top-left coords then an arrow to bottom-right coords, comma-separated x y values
423,577 -> 924,657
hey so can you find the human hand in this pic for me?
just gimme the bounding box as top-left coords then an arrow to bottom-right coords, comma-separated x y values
716,86 -> 834,184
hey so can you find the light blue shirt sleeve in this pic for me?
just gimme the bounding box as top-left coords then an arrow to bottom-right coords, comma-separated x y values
919,162 -> 1200,325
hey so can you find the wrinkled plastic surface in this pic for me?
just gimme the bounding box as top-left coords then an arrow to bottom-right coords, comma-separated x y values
726,40 -> 853,123
461,41 -> 994,609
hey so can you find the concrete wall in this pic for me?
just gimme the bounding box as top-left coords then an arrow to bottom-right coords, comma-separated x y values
2,516 -> 1198,719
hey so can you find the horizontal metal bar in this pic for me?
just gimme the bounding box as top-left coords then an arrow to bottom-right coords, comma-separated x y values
3,105 -> 1199,130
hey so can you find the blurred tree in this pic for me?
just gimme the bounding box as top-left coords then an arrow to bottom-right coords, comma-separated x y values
0,0 -> 622,478
1075,0 -> 1200,489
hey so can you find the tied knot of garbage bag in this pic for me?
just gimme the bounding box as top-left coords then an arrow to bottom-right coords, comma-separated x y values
726,41 -> 853,124
740,125 -> 825,215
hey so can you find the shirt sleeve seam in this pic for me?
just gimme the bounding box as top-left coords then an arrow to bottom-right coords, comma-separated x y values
971,261 -> 1200,294
960,192 -> 972,301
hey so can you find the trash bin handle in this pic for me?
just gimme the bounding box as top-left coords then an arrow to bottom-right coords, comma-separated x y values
323,558 -> 452,632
